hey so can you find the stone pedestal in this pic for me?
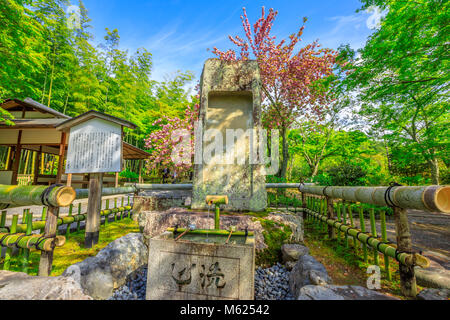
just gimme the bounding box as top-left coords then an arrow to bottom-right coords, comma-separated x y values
146,232 -> 255,300
192,59 -> 267,212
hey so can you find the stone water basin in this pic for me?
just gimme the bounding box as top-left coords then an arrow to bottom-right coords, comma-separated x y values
146,231 -> 255,300
170,230 -> 254,246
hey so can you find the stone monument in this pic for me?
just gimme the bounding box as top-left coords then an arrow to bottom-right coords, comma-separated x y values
191,58 -> 267,212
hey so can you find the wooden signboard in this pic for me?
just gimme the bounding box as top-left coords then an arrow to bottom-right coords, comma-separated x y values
65,118 -> 122,174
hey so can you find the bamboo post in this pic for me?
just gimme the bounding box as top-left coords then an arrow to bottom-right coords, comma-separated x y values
342,202 -> 349,248
104,200 -> 109,226
348,205 -> 356,249
358,205 -> 368,263
326,197 -> 336,239
380,210 -> 391,281
394,207 -> 417,297
22,209 -> 27,224
76,203 -> 81,231
38,206 -> 59,276
21,211 -> 33,273
3,214 -> 18,270
40,207 -> 47,233
67,204 -> 73,236
322,198 -> 327,232
304,209 -> 429,268
369,208 -> 380,266
85,173 -> 103,248
114,198 -> 118,222
0,211 -> 6,229
336,203 -> 341,244
302,192 -> 307,220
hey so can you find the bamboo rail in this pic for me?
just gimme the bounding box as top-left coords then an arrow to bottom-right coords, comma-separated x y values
0,184 -> 76,208
75,187 -> 136,199
0,233 -> 66,251
298,185 -> 450,213
0,206 -> 132,234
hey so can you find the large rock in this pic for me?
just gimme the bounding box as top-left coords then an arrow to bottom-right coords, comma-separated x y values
282,244 -> 309,263
0,271 -> 92,300
63,233 -> 147,300
289,254 -> 332,297
297,285 -> 399,300
138,208 -> 303,251
415,265 -> 450,289
417,288 -> 449,300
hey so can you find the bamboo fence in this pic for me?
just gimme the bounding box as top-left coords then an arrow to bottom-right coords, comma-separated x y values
267,184 -> 450,298
0,186 -> 133,275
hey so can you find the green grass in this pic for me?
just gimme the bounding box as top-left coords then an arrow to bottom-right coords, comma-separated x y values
1,218 -> 140,276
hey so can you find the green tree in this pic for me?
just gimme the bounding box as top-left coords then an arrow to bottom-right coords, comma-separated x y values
342,0 -> 450,184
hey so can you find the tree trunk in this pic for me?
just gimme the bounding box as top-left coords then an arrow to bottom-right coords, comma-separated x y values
430,158 -> 440,185
279,127 -> 289,180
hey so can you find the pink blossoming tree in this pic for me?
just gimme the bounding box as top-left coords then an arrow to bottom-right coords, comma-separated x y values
213,7 -> 337,179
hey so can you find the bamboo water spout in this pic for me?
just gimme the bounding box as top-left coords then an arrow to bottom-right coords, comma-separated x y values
206,195 -> 229,230
298,185 -> 450,213
0,185 -> 76,208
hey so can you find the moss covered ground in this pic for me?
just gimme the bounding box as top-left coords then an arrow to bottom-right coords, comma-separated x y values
2,218 -> 140,276
303,219 -> 411,299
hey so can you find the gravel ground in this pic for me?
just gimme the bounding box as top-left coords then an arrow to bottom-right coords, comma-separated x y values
109,263 -> 295,300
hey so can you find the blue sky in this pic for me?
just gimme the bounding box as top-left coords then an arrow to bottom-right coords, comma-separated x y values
82,0 -> 377,82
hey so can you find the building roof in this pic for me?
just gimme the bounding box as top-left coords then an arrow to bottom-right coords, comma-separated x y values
55,110 -> 137,131
1,98 -> 71,119
0,100 -> 148,160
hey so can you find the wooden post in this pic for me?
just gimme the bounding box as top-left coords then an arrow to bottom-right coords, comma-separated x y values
67,174 -> 72,187
11,131 -> 22,185
56,132 -> 67,184
115,172 -> 119,188
138,160 -> 143,184
33,147 -> 42,185
326,196 -> 336,239
394,207 -> 417,297
85,173 -> 103,248
5,147 -> 11,170
38,206 -> 59,276
302,192 -> 307,220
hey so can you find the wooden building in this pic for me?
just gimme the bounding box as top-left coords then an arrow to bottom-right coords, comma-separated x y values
0,98 -> 149,187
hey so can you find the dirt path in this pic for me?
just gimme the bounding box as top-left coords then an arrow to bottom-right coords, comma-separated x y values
348,209 -> 450,268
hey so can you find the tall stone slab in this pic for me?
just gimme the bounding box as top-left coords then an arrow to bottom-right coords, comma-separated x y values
192,59 -> 267,212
